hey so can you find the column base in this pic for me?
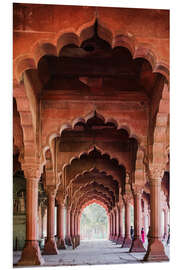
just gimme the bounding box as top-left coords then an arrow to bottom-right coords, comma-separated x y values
17,240 -> 44,266
114,235 -> 119,243
57,238 -> 66,249
112,235 -> 116,242
121,237 -> 132,248
65,236 -> 72,246
116,236 -> 124,245
74,236 -> 79,247
143,238 -> 169,262
78,235 -> 80,246
71,236 -> 76,249
43,238 -> 59,255
129,238 -> 146,252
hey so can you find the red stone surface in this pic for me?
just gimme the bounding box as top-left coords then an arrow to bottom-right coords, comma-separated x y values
13,4 -> 169,265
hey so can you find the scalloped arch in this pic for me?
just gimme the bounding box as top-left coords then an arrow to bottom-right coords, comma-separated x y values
79,199 -> 109,216
63,145 -> 126,173
32,41 -> 57,66
14,19 -> 169,83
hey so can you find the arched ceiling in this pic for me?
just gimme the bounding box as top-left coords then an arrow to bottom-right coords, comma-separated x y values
37,21 -> 165,100
13,4 -> 169,213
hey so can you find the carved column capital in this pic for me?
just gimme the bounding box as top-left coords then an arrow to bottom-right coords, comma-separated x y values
123,193 -> 133,204
148,165 -> 164,181
56,190 -> 65,206
46,185 -> 58,198
23,165 -> 42,181
132,184 -> 143,196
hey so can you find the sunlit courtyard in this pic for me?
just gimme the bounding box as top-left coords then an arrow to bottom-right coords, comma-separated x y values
80,203 -> 108,240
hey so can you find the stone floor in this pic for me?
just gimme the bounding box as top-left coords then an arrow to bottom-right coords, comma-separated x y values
13,239 -> 170,267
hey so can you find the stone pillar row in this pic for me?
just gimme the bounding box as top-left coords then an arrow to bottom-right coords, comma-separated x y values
56,201 -> 66,249
43,187 -> 59,255
110,173 -> 168,262
144,169 -> 168,261
65,206 -> 80,248
129,186 -> 146,252
18,167 -> 44,266
18,166 -> 169,266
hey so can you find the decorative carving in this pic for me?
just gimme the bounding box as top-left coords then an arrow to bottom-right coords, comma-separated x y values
46,185 -> 58,197
56,190 -> 65,205
148,165 -> 165,181
132,184 -> 143,196
23,165 -> 41,181
123,193 -> 132,204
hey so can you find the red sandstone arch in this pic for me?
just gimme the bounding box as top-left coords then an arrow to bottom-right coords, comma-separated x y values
14,19 -> 169,82
14,21 -> 169,174
14,12 -> 169,175
79,199 -> 109,217
71,169 -> 118,195
78,195 -> 111,214
63,148 -> 126,190
74,184 -> 115,207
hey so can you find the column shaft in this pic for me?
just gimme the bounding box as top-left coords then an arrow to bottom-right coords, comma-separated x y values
130,192 -> 146,252
57,203 -> 66,249
18,178 -> 44,265
115,207 -> 119,242
117,206 -> 124,244
43,192 -> 58,255
65,207 -> 72,245
144,179 -> 168,261
122,200 -> 132,248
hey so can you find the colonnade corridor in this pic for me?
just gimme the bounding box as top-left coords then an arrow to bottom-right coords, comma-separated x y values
13,239 -> 169,267
13,4 -> 169,267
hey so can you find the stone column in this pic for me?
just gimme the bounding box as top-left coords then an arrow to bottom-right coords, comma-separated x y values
117,200 -> 124,245
110,210 -> 114,241
43,188 -> 58,254
65,206 -> 72,245
130,186 -> 146,252
115,206 -> 119,243
56,202 -> 66,249
77,211 -> 81,245
70,209 -> 76,248
109,212 -> 112,240
18,168 -> 44,265
41,203 -> 47,240
112,209 -> 116,241
122,195 -> 132,248
108,213 -> 111,240
113,208 -> 117,241
74,211 -> 78,247
144,168 -> 168,261
163,208 -> 168,240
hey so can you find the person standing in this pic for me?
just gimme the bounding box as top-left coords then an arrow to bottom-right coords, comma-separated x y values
166,225 -> 170,245
141,227 -> 145,243
130,226 -> 134,240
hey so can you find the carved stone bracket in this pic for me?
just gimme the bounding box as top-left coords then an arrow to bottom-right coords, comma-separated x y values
132,184 -> 143,196
56,190 -> 65,206
46,185 -> 58,198
23,164 -> 42,181
148,164 -> 165,182
123,193 -> 132,204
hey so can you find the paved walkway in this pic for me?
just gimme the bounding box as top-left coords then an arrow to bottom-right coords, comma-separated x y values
13,239 -> 170,267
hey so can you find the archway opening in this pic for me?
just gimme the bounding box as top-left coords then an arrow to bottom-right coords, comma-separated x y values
80,203 -> 108,241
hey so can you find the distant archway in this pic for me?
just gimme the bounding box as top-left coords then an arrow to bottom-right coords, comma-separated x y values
80,203 -> 108,240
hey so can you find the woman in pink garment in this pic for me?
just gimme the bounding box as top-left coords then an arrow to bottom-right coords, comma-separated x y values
141,227 -> 145,243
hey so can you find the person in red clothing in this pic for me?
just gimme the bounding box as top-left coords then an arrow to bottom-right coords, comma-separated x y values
141,227 -> 145,243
